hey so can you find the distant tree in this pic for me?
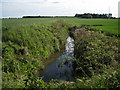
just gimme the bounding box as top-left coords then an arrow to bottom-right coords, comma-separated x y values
82,13 -> 92,18
75,13 -> 112,19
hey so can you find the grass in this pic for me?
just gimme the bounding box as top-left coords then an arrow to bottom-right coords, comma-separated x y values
63,18 -> 118,35
2,20 -> 69,88
72,27 -> 120,88
2,18 -> 58,29
2,18 -> 118,35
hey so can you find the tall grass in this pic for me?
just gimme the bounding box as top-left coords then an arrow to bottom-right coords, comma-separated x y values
72,26 -> 119,88
2,20 -> 69,88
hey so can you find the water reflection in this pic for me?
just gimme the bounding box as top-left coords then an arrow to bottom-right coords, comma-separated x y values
42,37 -> 74,82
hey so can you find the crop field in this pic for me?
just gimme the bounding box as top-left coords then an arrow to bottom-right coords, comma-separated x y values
2,18 -> 118,35
2,17 -> 120,88
64,18 -> 118,35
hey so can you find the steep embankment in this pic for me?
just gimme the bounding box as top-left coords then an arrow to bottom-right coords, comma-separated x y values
2,20 -> 69,88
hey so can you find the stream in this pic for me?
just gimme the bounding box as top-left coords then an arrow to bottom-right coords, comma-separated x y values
42,36 -> 75,82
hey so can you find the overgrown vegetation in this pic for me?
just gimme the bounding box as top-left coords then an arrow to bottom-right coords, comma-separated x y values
2,20 -> 69,88
35,26 -> 120,88
72,26 -> 120,88
2,18 -> 119,88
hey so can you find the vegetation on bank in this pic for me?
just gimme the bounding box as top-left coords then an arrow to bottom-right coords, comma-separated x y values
35,26 -> 120,88
72,26 -> 120,87
2,18 -> 119,88
2,20 -> 69,88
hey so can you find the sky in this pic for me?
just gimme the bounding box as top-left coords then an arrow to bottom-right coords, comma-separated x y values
1,0 -> 120,18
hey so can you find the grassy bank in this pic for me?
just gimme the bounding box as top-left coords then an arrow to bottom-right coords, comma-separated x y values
72,26 -> 120,88
2,20 -> 69,88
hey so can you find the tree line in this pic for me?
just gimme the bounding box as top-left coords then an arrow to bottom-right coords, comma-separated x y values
75,13 -> 114,19
22,13 -> 117,19
22,16 -> 73,18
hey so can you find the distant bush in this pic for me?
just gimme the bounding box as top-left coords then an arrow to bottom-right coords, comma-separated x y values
75,13 -> 112,19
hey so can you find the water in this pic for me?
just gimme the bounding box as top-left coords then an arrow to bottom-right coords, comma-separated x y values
42,36 -> 74,82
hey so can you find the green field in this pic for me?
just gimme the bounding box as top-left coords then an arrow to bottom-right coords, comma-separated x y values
2,18 -> 118,35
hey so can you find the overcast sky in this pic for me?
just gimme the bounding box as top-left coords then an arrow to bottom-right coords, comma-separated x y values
1,0 -> 119,18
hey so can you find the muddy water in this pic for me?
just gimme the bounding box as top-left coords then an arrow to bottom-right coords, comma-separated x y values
42,37 -> 75,82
